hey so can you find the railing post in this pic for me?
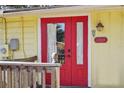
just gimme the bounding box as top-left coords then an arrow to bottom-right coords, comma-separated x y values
51,67 -> 60,88
55,67 -> 60,88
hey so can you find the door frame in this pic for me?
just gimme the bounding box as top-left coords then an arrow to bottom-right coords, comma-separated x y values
37,14 -> 92,87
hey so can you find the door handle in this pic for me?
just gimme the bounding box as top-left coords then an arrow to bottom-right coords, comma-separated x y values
68,49 -> 71,52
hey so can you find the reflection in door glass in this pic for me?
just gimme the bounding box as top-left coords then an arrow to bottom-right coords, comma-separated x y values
56,23 -> 65,64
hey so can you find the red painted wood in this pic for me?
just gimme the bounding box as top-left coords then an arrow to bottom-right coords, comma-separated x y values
41,19 -> 47,63
94,37 -> 108,43
41,17 -> 72,85
41,16 -> 88,87
71,16 -> 88,87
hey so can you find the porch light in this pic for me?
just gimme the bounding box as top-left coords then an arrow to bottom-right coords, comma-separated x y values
96,21 -> 104,31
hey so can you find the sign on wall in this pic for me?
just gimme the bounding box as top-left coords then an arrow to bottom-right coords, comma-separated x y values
94,37 -> 108,43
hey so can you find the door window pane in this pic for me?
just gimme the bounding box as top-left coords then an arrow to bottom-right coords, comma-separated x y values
56,23 -> 65,64
77,22 -> 83,64
47,24 -> 57,63
47,23 -> 65,63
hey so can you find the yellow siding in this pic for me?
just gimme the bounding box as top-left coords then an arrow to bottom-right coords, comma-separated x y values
91,10 -> 124,87
0,16 -> 38,59
1,6 -> 124,87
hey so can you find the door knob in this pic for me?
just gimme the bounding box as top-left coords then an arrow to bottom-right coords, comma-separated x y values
67,54 -> 71,57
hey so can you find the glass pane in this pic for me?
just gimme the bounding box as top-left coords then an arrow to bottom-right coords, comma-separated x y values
77,22 -> 83,64
47,23 -> 65,64
56,23 -> 65,64
47,24 -> 57,63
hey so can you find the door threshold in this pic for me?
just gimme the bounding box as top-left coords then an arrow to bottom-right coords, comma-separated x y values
60,86 -> 88,88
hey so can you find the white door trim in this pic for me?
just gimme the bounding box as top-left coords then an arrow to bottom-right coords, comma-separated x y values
37,14 -> 92,87
37,18 -> 42,63
87,14 -> 92,87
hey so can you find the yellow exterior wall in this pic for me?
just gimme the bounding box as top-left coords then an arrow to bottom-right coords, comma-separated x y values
0,16 -> 38,59
1,6 -> 124,87
91,9 -> 124,87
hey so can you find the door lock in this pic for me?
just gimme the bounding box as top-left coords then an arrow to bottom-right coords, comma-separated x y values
67,54 -> 71,57
68,49 -> 71,52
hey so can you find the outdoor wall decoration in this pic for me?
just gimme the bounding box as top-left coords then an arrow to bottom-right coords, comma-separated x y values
94,37 -> 108,43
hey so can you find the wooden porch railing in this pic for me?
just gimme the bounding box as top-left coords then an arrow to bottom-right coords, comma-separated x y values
0,61 -> 61,88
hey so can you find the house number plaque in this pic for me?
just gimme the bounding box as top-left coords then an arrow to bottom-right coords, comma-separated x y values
94,37 -> 108,43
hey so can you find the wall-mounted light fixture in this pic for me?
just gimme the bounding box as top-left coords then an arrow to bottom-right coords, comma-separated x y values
96,21 -> 104,31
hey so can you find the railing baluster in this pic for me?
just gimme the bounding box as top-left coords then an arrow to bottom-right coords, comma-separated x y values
0,66 -> 2,88
21,66 -> 25,88
37,67 -> 42,88
23,67 -> 28,88
42,67 -> 46,88
14,67 -> 19,88
2,69 -> 3,88
11,66 -> 15,88
32,67 -> 36,88
19,66 -> 21,88
51,67 -> 55,88
2,66 -> 7,88
7,66 -> 11,88
28,67 -> 32,88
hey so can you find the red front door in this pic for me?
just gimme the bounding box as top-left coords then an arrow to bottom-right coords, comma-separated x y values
41,16 -> 88,87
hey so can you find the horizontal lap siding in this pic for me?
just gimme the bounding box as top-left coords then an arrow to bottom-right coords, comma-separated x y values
0,16 -> 38,59
91,10 -> 124,87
